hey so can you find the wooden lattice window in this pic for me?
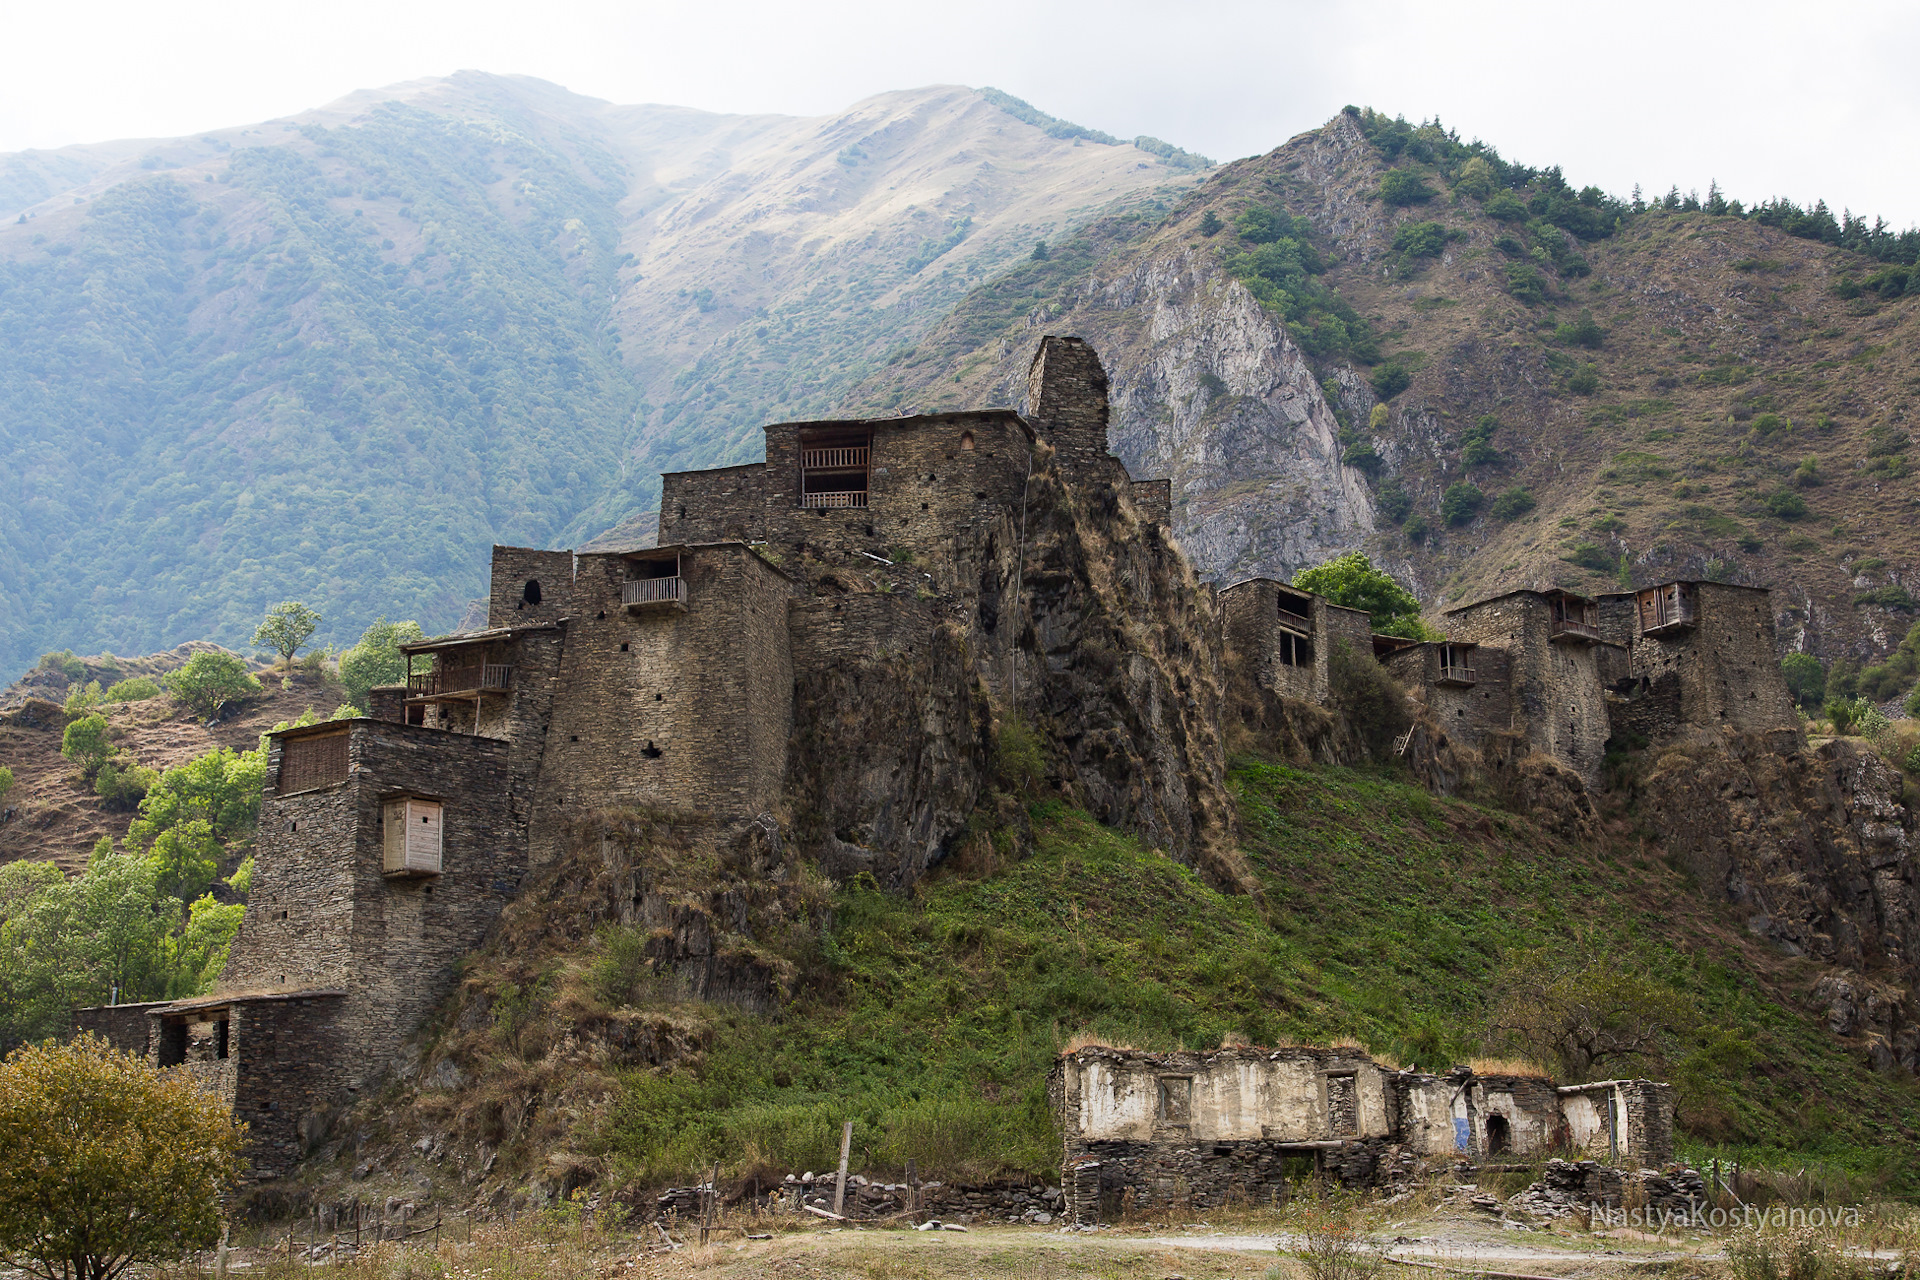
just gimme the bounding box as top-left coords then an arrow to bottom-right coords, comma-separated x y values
279,732 -> 349,793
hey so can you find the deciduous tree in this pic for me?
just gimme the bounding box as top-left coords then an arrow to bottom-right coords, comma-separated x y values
1487,940 -> 1689,1080
0,1035 -> 243,1280
252,601 -> 322,670
1292,552 -> 1431,641
163,653 -> 261,719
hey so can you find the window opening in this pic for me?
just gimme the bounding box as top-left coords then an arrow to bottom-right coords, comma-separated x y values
279,732 -> 349,793
522,579 -> 542,605
1278,631 -> 1313,668
799,427 -> 871,508
158,1021 -> 187,1068
960,430 -> 975,451
1157,1076 -> 1192,1124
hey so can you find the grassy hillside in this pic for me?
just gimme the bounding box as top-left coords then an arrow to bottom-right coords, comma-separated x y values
356,759 -> 1920,1206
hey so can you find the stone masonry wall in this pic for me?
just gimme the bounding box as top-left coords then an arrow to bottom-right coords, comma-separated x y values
523,545 -> 794,865
1444,593 -> 1612,790
72,1000 -> 167,1054
488,547 -> 577,629
230,995 -> 350,1180
1221,579 -> 1315,703
658,463 -> 769,545
225,720 -> 520,1100
1025,336 -> 1112,491
1617,583 -> 1800,745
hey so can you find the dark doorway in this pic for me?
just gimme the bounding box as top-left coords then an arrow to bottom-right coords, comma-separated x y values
1486,1113 -> 1512,1155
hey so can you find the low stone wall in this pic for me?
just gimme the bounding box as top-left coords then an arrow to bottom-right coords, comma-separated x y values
72,1001 -> 166,1054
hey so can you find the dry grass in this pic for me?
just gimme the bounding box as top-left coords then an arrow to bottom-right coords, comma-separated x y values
1467,1057 -> 1555,1078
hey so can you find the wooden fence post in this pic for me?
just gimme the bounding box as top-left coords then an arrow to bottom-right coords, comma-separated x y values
701,1160 -> 720,1246
833,1122 -> 853,1217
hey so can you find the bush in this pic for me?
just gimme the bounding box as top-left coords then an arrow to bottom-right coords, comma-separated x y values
1197,210 -> 1222,236
1554,309 -> 1605,348
1235,206 -> 1309,245
1764,489 -> 1809,521
1328,639 -> 1413,757
995,716 -> 1046,787
94,759 -> 159,809
1504,263 -> 1546,305
1567,363 -> 1601,395
1489,486 -> 1537,520
589,926 -> 657,1008
1391,220 -> 1448,258
1378,170 -> 1435,206
102,677 -> 162,702
1453,156 -> 1495,200
1370,363 -> 1412,400
1375,481 -> 1412,523
0,766 -> 12,803
35,651 -> 87,683
164,653 -> 262,719
1292,552 -> 1428,639
1781,653 -> 1826,710
1440,482 -> 1484,526
0,1036 -> 244,1279
1562,542 -> 1618,572
337,617 -> 427,707
60,715 -> 113,778
1461,415 -> 1501,467
1403,514 -> 1430,543
63,681 -> 102,714
1791,456 -> 1822,488
1484,190 -> 1527,222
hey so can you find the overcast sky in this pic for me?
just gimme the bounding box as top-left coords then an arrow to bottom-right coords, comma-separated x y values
4,0 -> 1916,225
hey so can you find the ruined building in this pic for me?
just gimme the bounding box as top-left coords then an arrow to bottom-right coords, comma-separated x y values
1050,1045 -> 1674,1222
71,335 -> 1755,1183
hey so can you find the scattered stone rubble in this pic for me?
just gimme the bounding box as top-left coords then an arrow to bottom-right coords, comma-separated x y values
1506,1159 -> 1709,1220
652,1174 -> 1064,1225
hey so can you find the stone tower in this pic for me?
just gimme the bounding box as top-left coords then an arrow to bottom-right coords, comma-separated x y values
1026,336 -> 1113,488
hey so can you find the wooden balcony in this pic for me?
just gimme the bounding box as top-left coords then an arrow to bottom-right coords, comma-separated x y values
1276,606 -> 1312,633
623,576 -> 685,609
1437,664 -> 1477,687
1639,584 -> 1698,636
800,446 -> 869,470
800,490 -> 868,509
407,663 -> 512,701
1549,617 -> 1600,643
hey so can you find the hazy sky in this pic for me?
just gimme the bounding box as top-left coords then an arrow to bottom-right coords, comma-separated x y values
4,0 -> 1916,225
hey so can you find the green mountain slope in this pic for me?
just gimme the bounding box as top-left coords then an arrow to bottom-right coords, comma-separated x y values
844,110 -> 1919,668
0,77 -> 1205,681
341,761 -> 1920,1200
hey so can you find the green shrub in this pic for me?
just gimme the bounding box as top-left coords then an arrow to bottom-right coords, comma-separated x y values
1781,653 -> 1826,710
94,759 -> 159,809
1292,552 -> 1430,639
63,681 -> 103,714
1341,441 -> 1383,474
1827,697 -> 1859,734
1370,363 -> 1412,400
1328,639 -> 1413,757
1504,264 -> 1546,305
164,653 -> 263,719
1489,487 -> 1537,520
337,618 -> 428,708
1554,310 -> 1605,348
1567,363 -> 1601,395
1791,456 -> 1822,488
36,651 -> 88,683
1235,206 -> 1309,244
589,926 -> 658,1008
1403,514 -> 1430,543
1375,481 -> 1412,523
1763,489 -> 1809,520
0,765 -> 13,802
1391,221 -> 1448,258
102,677 -> 162,703
1198,210 -> 1223,236
61,715 -> 114,778
1461,416 -> 1501,467
1378,170 -> 1435,206
1453,157 -> 1495,200
1561,542 -> 1618,572
1864,454 -> 1911,479
995,716 -> 1046,787
1484,191 -> 1527,222
1440,482 -> 1484,526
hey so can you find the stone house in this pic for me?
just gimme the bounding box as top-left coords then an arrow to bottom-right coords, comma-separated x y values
1051,1045 -> 1675,1223
1600,581 -> 1801,746
1219,578 -> 1375,708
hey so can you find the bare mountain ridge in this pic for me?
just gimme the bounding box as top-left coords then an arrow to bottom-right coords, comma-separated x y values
0,75 -> 1205,682
845,111 -> 1920,664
